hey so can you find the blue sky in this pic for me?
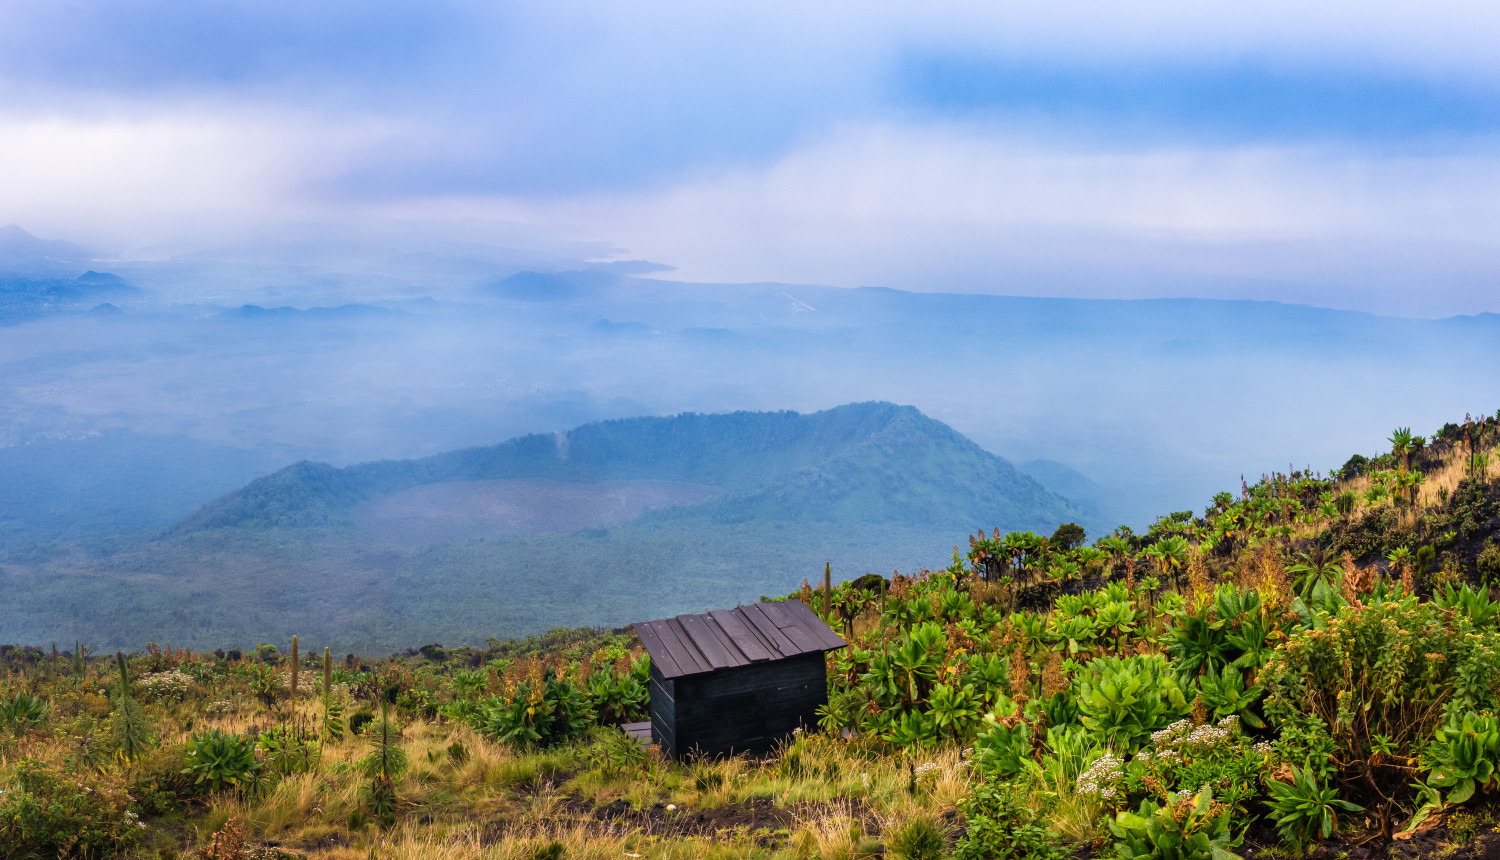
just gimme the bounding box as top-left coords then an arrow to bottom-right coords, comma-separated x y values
3,0 -> 1500,315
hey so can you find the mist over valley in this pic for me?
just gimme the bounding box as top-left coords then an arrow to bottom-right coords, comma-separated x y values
3,226 -> 1498,650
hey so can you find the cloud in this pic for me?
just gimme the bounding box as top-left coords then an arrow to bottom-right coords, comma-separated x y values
894,55 -> 1500,146
478,121 -> 1500,316
0,108 -> 427,243
3,0 -> 1500,313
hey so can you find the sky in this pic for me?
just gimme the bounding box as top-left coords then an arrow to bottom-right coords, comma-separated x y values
4,1 -> 1500,316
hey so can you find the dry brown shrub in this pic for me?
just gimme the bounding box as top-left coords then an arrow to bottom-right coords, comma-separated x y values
969,579 -> 1007,607
1340,551 -> 1372,607
1245,543 -> 1291,611
1040,650 -> 1069,698
202,817 -> 246,860
1008,649 -> 1031,705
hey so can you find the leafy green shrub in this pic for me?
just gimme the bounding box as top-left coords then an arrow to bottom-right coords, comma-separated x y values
1165,604 -> 1228,683
183,728 -> 261,792
1434,582 -> 1500,627
129,744 -> 201,813
472,669 -> 595,748
888,816 -> 947,860
244,660 -> 282,706
0,691 -> 48,735
1109,786 -> 1241,860
1046,613 -> 1098,657
323,697 -> 347,743
0,760 -> 142,858
1339,455 -> 1370,479
586,728 -> 648,777
928,680 -> 984,742
111,651 -> 155,763
972,707 -> 1035,779
1476,541 -> 1500,588
1261,591 -> 1500,810
862,622 -> 946,715
584,656 -> 649,725
258,723 -> 319,776
1446,478 -> 1500,542
1123,718 -> 1268,817
349,709 -> 375,735
1073,655 -> 1188,752
951,781 -> 1065,860
1264,766 -> 1361,851
883,707 -> 938,749
360,711 -> 408,816
1447,810 -> 1481,844
447,740 -> 469,764
1195,667 -> 1265,730
1423,711 -> 1500,804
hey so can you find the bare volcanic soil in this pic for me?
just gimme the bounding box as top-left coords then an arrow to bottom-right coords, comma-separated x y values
352,478 -> 722,546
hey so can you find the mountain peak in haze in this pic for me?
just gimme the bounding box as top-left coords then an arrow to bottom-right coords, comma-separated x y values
76,270 -> 130,287
174,402 -> 1092,536
0,225 -> 93,269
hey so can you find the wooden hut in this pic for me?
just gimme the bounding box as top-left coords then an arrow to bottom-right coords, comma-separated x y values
631,601 -> 846,759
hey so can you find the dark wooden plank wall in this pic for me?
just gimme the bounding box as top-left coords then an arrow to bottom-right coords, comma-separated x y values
648,664 -> 677,752
664,652 -> 828,759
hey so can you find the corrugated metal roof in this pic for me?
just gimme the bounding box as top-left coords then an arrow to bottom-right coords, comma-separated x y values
632,601 -> 846,679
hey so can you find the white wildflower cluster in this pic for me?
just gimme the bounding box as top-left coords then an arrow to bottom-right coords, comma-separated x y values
1251,741 -> 1275,758
137,669 -> 194,701
278,672 -> 316,694
1075,751 -> 1124,800
206,699 -> 234,715
1184,722 -> 1232,747
1149,719 -> 1193,748
913,761 -> 943,785
1149,716 -> 1236,756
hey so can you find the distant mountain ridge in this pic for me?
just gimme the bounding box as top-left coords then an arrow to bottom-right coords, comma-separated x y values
0,403 -> 1093,651
0,225 -> 93,270
176,402 -> 1088,536
0,266 -> 139,325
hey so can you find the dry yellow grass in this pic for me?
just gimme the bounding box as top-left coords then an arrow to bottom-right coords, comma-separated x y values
1331,436 -> 1500,517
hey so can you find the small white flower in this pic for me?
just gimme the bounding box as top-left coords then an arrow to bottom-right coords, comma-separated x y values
666,804 -> 677,811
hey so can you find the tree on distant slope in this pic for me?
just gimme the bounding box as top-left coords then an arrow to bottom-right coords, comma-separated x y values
1050,522 -> 1086,551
